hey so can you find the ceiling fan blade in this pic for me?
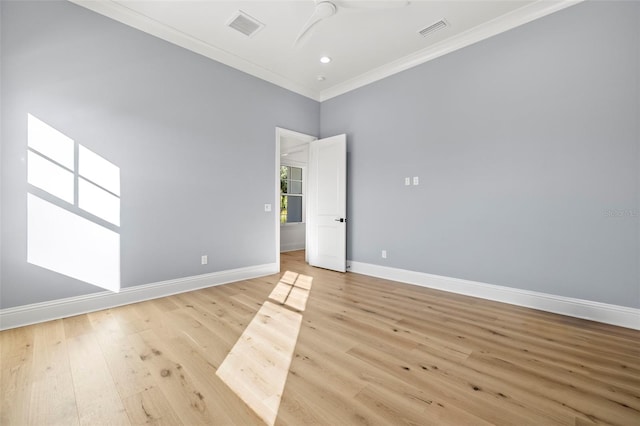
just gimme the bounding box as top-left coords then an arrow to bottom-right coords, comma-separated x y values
294,1 -> 337,46
335,0 -> 409,9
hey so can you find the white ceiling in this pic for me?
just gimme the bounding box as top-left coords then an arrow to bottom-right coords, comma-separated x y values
72,0 -> 580,101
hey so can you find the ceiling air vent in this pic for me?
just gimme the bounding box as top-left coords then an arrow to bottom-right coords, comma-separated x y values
418,19 -> 448,38
226,10 -> 264,38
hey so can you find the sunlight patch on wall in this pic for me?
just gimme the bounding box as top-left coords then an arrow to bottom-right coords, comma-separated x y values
28,194 -> 120,292
27,150 -> 75,204
78,145 -> 120,195
26,113 -> 121,292
28,113 -> 74,169
78,178 -> 120,226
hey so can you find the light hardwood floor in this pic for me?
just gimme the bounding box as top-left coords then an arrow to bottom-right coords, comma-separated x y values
1,250 -> 639,425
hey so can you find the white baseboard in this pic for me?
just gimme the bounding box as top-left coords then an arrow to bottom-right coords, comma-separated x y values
348,261 -> 640,330
5,260 -> 637,331
0,263 -> 278,331
280,244 -> 305,253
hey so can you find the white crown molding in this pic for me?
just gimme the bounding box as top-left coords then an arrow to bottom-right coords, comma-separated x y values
319,0 -> 583,101
348,261 -> 640,330
0,262 -> 278,331
70,0 -> 582,104
68,0 -> 320,101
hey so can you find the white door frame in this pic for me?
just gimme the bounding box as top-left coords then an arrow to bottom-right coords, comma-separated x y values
274,127 -> 317,272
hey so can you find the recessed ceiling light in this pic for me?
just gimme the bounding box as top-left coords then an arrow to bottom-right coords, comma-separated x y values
320,56 -> 331,64
317,75 -> 326,81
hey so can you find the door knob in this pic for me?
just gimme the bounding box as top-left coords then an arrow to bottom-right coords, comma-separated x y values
334,218 -> 345,223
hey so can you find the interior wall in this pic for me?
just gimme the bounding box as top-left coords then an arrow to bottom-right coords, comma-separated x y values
321,1 -> 640,308
2,0 -> 637,313
0,0 -> 319,308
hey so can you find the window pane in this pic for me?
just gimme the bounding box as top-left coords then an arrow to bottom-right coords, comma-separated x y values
28,151 -> 74,204
289,180 -> 302,194
280,195 -> 287,224
290,167 -> 302,180
287,196 -> 302,223
27,114 -> 74,170
280,166 -> 288,193
79,178 -> 120,226
79,145 -> 120,196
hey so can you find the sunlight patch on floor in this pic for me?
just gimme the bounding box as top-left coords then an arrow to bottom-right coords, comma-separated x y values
216,271 -> 313,425
268,272 -> 313,311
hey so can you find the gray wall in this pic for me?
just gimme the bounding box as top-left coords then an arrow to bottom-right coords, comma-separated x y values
280,224 -> 305,252
2,0 -> 638,311
1,0 -> 319,308
321,1 -> 640,308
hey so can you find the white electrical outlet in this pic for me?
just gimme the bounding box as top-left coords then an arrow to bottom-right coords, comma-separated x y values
404,177 -> 411,186
413,176 -> 419,186
381,250 -> 387,259
264,204 -> 272,212
201,255 -> 208,265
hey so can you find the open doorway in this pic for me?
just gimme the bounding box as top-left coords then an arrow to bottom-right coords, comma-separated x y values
275,128 -> 316,270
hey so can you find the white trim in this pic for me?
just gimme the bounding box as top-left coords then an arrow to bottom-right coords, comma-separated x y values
320,0 -> 583,101
0,263 -> 277,331
69,0 -> 318,101
348,261 -> 640,330
70,0 -> 582,102
275,129 -> 281,275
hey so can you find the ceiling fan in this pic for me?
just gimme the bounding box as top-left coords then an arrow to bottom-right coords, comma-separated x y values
294,0 -> 410,46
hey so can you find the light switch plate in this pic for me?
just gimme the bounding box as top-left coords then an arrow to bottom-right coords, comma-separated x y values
404,177 -> 411,186
413,176 -> 419,185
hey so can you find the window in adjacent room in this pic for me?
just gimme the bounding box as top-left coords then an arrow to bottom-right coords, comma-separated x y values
280,165 -> 303,224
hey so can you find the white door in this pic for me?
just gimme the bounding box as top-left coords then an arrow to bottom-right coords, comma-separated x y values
307,134 -> 347,272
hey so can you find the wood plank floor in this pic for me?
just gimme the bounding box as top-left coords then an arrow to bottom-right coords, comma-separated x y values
1,250 -> 639,425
